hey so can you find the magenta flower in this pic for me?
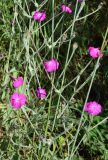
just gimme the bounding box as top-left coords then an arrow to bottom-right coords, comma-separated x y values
61,5 -> 72,14
11,92 -> 27,109
84,101 -> 102,116
33,11 -> 46,22
36,88 -> 47,99
88,47 -> 103,59
43,58 -> 60,73
13,77 -> 24,88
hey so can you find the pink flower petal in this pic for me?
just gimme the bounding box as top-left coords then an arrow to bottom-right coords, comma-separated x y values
43,59 -> 59,73
11,92 -> 27,109
13,77 -> 24,88
36,87 -> 47,99
84,101 -> 102,116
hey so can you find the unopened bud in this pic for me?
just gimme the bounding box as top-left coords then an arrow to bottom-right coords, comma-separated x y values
73,42 -> 78,49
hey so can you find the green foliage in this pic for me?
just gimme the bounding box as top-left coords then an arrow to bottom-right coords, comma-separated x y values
0,0 -> 108,159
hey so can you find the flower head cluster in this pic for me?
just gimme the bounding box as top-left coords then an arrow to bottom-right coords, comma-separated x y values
43,58 -> 60,73
11,76 -> 26,109
61,5 -> 72,14
33,11 -> 46,22
11,92 -> 27,109
88,47 -> 103,59
13,77 -> 24,88
84,101 -> 102,116
36,87 -> 47,99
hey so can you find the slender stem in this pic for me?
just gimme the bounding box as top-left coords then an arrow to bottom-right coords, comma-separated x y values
69,57 -> 100,159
